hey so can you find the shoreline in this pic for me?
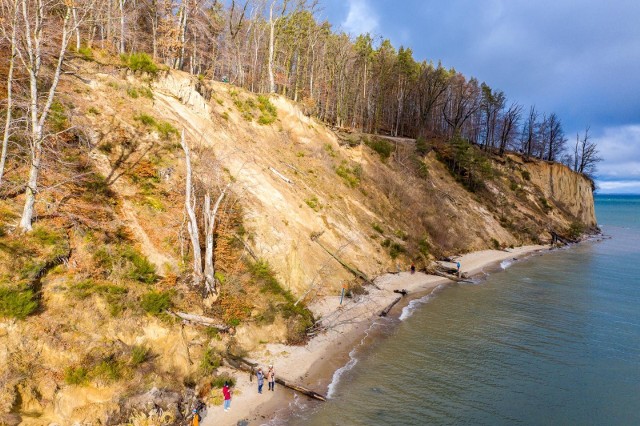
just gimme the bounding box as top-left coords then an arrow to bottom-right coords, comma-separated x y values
202,244 -> 547,426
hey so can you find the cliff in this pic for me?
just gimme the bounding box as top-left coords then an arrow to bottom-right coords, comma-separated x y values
0,64 -> 597,425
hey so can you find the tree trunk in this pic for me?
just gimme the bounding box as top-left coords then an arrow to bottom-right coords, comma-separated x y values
119,0 -> 125,53
72,6 -> 81,50
268,1 -> 276,93
0,0 -> 18,187
19,0 -> 72,231
203,185 -> 229,295
180,130 -> 203,284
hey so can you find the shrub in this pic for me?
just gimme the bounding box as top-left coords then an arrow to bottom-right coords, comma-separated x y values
304,196 -> 321,211
568,222 -> 585,239
130,346 -> 149,366
336,163 -> 361,187
141,291 -> 171,315
139,86 -> 154,99
211,374 -> 235,388
92,357 -> 123,382
122,247 -> 157,283
257,95 -> 277,125
120,53 -> 159,75
200,348 -> 222,375
88,107 -> 100,115
32,226 -> 63,246
0,287 -> 38,319
154,121 -> 178,139
64,367 -> 88,385
418,238 -> 430,257
365,137 -> 393,160
491,238 -> 501,249
323,144 -> 337,157
135,113 -> 157,126
372,223 -> 384,234
48,101 -> 68,132
415,136 -> 430,156
126,87 -> 139,98
389,242 -> 405,259
521,169 -> 531,181
78,46 -> 93,60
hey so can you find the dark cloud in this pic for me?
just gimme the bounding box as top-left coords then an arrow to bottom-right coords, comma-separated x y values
321,0 -> 640,192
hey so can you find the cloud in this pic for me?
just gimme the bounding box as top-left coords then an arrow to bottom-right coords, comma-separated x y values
342,0 -> 378,36
597,180 -> 640,194
593,125 -> 640,180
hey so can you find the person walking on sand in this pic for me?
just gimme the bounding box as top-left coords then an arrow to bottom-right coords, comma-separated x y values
222,381 -> 232,412
267,365 -> 276,391
410,262 -> 416,274
256,368 -> 265,394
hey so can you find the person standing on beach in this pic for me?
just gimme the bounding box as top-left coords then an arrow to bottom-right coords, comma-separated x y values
222,382 -> 232,412
456,261 -> 461,278
256,368 -> 265,394
267,365 -> 276,391
410,262 -> 416,274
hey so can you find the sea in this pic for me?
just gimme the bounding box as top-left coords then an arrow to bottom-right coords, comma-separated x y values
289,194 -> 640,425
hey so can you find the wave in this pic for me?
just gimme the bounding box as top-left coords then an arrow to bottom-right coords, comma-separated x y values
500,259 -> 514,270
399,284 -> 447,321
326,321 -> 380,399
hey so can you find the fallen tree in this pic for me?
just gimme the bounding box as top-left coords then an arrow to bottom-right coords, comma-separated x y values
224,355 -> 327,401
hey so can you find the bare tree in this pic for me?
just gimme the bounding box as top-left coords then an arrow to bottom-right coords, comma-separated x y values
574,126 -> 602,178
180,130 -> 230,295
521,105 -> 538,160
16,0 -> 80,231
497,102 -> 522,156
0,0 -> 19,187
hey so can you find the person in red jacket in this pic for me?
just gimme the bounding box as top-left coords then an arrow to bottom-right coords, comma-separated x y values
222,382 -> 232,412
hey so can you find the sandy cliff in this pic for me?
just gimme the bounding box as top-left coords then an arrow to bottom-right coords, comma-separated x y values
0,65 -> 598,425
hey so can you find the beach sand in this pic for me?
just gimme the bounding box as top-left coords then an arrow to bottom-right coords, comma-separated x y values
201,245 -> 546,426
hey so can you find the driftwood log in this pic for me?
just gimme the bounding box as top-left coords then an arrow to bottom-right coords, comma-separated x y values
379,296 -> 402,317
225,356 -> 327,402
393,289 -> 408,296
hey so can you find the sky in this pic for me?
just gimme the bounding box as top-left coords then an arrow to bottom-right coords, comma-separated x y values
319,0 -> 640,194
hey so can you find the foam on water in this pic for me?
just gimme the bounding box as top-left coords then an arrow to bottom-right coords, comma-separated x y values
399,284 -> 447,321
326,321 -> 380,398
500,259 -> 514,270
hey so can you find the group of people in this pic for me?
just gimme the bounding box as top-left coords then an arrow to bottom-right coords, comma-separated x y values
208,364 -> 274,419
256,364 -> 276,393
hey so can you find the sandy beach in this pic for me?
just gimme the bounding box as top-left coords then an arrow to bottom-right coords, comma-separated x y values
201,245 -> 546,426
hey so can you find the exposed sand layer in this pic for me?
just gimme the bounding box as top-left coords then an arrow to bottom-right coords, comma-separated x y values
201,245 -> 546,426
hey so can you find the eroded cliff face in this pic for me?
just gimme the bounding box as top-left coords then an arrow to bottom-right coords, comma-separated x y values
523,160 -> 597,228
68,67 -> 599,297
0,66 -> 598,425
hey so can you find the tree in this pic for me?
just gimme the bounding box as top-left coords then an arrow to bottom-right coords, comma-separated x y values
16,0 -> 81,231
574,126 -> 602,178
521,105 -> 538,160
0,0 -> 19,187
497,102 -> 522,156
180,130 -> 230,295
544,112 -> 565,162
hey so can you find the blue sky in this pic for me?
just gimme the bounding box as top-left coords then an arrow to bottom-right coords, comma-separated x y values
319,0 -> 640,193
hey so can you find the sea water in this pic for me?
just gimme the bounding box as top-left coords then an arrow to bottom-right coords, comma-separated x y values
294,194 -> 640,425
